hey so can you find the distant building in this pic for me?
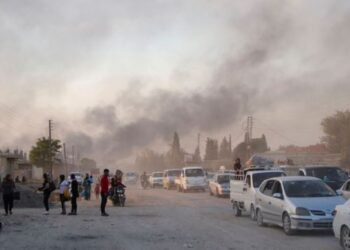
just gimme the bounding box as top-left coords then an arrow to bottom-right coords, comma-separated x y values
0,149 -> 32,180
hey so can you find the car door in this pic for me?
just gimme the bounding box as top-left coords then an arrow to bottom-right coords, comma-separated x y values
258,180 -> 276,222
269,181 -> 285,224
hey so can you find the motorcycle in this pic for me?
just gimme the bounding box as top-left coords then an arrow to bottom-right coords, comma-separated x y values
109,186 -> 126,207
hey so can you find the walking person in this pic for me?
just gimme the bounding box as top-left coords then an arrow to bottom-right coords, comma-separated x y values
38,173 -> 52,215
83,173 -> 92,200
1,174 -> 16,216
69,174 -> 79,215
59,175 -> 69,215
100,169 -> 110,216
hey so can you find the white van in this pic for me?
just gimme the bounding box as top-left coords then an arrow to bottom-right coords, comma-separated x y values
175,166 -> 207,192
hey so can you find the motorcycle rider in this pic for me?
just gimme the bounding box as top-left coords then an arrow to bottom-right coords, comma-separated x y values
111,171 -> 126,206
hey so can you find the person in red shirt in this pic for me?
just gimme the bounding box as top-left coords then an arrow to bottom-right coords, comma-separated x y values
100,169 -> 110,216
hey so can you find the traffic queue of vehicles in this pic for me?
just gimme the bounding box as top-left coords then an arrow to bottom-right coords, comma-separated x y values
146,165 -> 350,249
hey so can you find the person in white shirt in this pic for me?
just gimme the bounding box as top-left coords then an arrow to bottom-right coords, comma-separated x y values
59,175 -> 69,215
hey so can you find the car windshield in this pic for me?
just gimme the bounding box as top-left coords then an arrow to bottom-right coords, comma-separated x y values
217,175 -> 233,184
283,180 -> 336,197
185,169 -> 204,177
253,172 -> 285,188
168,170 -> 181,177
306,167 -> 348,182
153,173 -> 163,177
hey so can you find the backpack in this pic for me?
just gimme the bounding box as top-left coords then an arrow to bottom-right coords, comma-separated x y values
49,181 -> 56,192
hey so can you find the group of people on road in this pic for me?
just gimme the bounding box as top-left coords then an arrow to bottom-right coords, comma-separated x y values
38,169 -> 113,217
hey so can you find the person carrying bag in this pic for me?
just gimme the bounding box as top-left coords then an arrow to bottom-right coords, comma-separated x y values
1,174 -> 16,216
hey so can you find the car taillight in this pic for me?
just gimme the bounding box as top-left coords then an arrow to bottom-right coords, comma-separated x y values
332,210 -> 337,216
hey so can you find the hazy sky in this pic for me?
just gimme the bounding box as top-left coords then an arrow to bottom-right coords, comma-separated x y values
1,0 -> 350,165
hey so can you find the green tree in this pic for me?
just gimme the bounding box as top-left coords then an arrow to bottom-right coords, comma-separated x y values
193,146 -> 201,163
321,110 -> 350,165
166,132 -> 183,167
219,137 -> 231,159
204,138 -> 218,161
29,137 -> 62,172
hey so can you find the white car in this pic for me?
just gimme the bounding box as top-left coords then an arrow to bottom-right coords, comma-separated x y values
163,169 -> 182,189
209,173 -> 234,197
255,176 -> 345,235
333,199 -> 350,250
338,179 -> 350,200
68,172 -> 83,184
150,172 -> 164,188
175,166 -> 207,192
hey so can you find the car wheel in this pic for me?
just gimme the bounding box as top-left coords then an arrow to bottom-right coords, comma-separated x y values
256,209 -> 265,227
341,225 -> 350,250
250,204 -> 256,221
283,213 -> 295,235
232,202 -> 242,217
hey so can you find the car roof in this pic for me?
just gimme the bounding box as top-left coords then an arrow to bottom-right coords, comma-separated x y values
300,165 -> 340,169
183,166 -> 203,170
267,176 -> 320,182
164,169 -> 182,172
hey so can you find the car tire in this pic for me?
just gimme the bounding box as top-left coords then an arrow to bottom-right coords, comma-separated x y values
250,204 -> 256,221
283,213 -> 296,236
256,209 -> 265,227
341,225 -> 350,250
232,202 -> 242,217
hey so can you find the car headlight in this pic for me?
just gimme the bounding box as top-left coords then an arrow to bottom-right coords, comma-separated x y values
295,207 -> 311,216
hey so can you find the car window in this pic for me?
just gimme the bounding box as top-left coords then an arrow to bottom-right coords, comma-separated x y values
298,171 -> 305,176
346,181 -> 350,191
246,175 -> 251,188
262,180 -> 275,196
252,172 -> 285,188
283,180 -> 336,197
272,181 -> 283,197
185,169 -> 204,177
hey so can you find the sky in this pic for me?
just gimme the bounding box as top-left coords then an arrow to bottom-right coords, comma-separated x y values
0,0 -> 350,165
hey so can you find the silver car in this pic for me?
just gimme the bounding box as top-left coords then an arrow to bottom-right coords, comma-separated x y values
255,176 -> 345,235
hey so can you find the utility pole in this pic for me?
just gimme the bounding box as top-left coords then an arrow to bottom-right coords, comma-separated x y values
63,143 -> 68,177
247,116 -> 253,142
49,120 -> 53,177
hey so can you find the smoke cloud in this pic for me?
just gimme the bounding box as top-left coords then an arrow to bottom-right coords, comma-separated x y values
0,1 -> 350,165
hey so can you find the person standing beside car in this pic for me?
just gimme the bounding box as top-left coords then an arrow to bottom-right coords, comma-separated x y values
1,174 -> 16,216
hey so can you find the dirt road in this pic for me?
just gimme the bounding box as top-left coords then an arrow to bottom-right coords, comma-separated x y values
0,186 -> 341,250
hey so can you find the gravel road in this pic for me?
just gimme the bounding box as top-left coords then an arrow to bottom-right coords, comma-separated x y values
0,186 -> 341,250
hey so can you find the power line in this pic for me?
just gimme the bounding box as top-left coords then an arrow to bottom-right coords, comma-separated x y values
253,117 -> 298,145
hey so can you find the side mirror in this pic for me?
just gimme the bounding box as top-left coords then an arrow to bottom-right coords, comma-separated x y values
273,193 -> 283,199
